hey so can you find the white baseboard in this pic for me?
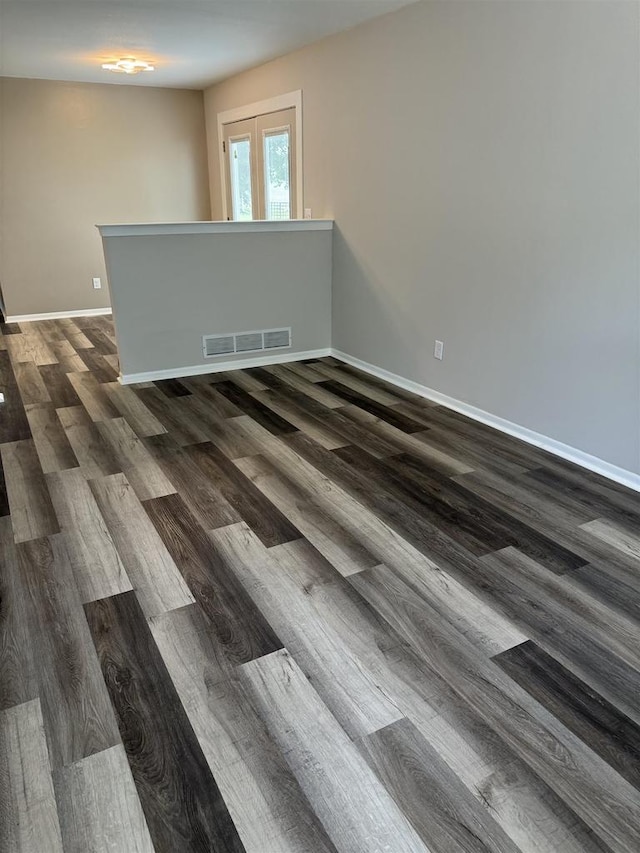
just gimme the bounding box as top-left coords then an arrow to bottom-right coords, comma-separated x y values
119,348 -> 332,385
6,307 -> 112,323
332,348 -> 640,494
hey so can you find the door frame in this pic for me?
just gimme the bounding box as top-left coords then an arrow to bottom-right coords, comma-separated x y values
217,90 -> 303,221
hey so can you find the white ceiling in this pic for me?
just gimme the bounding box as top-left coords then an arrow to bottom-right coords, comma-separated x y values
0,0 -> 414,90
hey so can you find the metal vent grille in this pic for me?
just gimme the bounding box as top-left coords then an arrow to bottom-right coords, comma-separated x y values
264,329 -> 291,349
202,327 -> 291,359
203,335 -> 234,357
235,332 -> 263,352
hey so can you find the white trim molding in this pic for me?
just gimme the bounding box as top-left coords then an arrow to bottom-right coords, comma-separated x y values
217,90 -> 304,222
6,307 -> 112,323
119,348 -> 331,386
97,220 -> 332,238
332,348 -> 640,494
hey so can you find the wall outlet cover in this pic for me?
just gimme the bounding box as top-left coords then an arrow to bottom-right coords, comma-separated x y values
434,340 -> 444,360
92,277 -> 102,289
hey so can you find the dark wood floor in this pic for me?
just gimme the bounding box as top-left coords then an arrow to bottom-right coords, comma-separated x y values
1,314 -> 640,852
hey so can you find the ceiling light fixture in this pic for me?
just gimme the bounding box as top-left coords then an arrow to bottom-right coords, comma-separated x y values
102,57 -> 155,74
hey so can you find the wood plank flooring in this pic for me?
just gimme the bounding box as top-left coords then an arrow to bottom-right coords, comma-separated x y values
1,314 -> 640,852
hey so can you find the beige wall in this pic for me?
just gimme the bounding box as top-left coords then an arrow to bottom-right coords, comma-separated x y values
204,0 -> 640,475
0,78 -> 210,317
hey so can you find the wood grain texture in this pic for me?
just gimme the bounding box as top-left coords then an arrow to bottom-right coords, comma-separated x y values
297,404 -> 401,458
236,453 -> 382,576
357,643 -> 602,853
85,591 -> 245,853
412,424 -> 531,479
156,378 -> 192,397
62,328 -> 94,351
321,379 -> 428,432
16,535 -> 121,768
251,389 -> 350,449
89,473 -> 193,617
215,380 -> 300,435
240,649 -> 430,853
66,372 -> 120,421
25,403 -> 79,473
349,565 -> 640,853
1,439 -> 60,542
144,492 -> 282,669
0,351 -> 32,443
454,467 -> 637,575
184,441 -> 301,546
79,349 -> 118,385
6,331 -> 57,366
0,699 -> 64,853
478,548 -> 640,726
53,744 -> 155,853
495,640 -> 640,792
279,360 -> 329,383
360,449 -> 585,571
143,433 -> 241,530
337,403 -> 476,473
46,468 -> 132,603
180,401 -> 264,459
48,339 -> 80,361
358,717 -> 520,853
581,516 -> 640,562
235,419 -> 525,655
571,560 -> 640,624
313,361 -> 407,406
0,517 -> 37,710
133,386 -> 212,446
4,317 -> 640,852
150,605 -> 338,853
56,405 -> 93,429
13,360 -> 52,405
212,527 -> 403,739
183,380 -> 246,417
59,420 -> 122,480
95,417 -> 175,500
528,456 -> 640,518
259,364 -> 346,408
103,382 -> 167,437
81,328 -> 118,355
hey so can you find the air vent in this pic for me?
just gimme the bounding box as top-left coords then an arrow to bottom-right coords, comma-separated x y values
264,329 -> 291,349
203,334 -> 234,357
235,332 -> 263,352
202,327 -> 291,359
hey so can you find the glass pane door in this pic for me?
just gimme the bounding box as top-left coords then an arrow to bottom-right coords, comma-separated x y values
229,137 -> 253,221
223,117 -> 257,221
256,108 -> 296,220
222,107 -> 298,220
263,130 -> 290,220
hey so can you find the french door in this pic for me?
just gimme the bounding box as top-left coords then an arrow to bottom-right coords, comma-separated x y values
223,108 -> 297,221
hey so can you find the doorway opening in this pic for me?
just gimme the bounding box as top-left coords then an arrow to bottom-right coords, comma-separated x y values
217,91 -> 302,221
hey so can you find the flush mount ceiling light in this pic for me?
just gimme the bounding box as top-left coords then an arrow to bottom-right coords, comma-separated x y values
102,57 -> 155,74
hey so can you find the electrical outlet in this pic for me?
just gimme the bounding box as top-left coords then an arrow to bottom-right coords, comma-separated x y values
434,340 -> 444,360
304,208 -> 312,219
92,277 -> 102,290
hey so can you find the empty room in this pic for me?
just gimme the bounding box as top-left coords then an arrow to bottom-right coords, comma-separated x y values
1,0 -> 640,851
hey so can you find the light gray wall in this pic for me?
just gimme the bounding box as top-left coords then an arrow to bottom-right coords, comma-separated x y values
102,229 -> 332,378
204,0 -> 640,475
0,78 -> 211,317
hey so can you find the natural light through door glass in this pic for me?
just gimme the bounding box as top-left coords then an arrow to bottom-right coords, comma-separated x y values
230,138 -> 253,220
264,131 -> 290,220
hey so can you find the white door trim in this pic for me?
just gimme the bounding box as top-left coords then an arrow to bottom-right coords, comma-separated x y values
217,90 -> 303,221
